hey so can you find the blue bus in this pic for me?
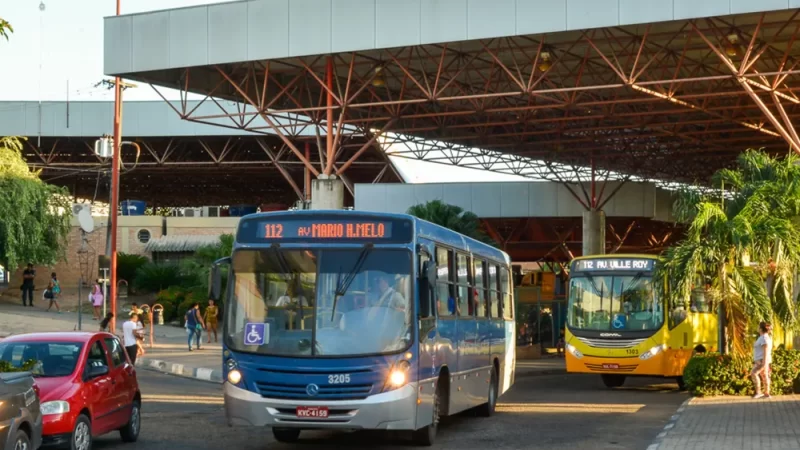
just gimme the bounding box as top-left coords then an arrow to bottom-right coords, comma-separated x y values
209,210 -> 516,446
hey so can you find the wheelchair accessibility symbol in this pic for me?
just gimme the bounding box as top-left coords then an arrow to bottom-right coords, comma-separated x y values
244,323 -> 267,346
612,315 -> 626,330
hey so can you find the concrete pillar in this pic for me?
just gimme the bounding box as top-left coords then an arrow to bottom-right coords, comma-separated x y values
582,209 -> 606,256
310,174 -> 345,210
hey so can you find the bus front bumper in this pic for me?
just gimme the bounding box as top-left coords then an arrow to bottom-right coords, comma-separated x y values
566,349 -> 690,377
223,382 -> 419,430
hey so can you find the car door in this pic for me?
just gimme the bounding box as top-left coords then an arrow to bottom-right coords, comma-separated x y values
83,340 -> 115,435
103,337 -> 133,428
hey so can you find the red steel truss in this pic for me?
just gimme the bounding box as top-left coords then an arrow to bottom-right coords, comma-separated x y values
22,135 -> 400,206
130,10 -> 800,184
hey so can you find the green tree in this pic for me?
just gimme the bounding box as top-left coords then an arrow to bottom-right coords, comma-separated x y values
407,200 -> 496,246
657,150 -> 800,355
0,17 -> 12,40
0,137 -> 72,271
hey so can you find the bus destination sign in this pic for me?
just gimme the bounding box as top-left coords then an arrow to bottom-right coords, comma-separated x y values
573,258 -> 655,272
257,220 -> 394,240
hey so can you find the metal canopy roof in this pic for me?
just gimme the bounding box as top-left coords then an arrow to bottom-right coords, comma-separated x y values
103,4 -> 800,185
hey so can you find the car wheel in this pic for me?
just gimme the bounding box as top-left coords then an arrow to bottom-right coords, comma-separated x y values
13,429 -> 31,450
71,414 -> 92,450
272,428 -> 300,443
478,366 -> 498,417
120,399 -> 141,442
412,380 -> 441,446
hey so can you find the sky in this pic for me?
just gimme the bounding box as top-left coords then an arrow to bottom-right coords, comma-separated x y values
0,0 -> 538,183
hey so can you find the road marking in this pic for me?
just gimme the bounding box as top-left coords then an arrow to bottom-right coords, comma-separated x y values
496,402 -> 644,414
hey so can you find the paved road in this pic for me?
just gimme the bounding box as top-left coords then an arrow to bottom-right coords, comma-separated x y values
90,370 -> 685,450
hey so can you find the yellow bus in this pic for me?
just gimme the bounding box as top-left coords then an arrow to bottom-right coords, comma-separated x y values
564,254 -> 719,389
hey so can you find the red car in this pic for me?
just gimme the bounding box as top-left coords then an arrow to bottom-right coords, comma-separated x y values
0,332 -> 141,450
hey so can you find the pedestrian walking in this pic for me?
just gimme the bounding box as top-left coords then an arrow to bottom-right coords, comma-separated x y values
44,272 -> 61,312
90,281 -> 104,320
20,263 -> 35,307
122,312 -> 143,365
204,298 -> 219,344
185,302 -> 205,351
99,312 -> 114,332
751,321 -> 773,399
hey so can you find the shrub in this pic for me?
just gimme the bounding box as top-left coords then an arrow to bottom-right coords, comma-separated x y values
155,286 -> 186,323
683,349 -> 800,396
134,263 -> 184,293
117,253 -> 149,290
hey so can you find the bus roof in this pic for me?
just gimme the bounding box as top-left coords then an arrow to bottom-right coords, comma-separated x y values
237,209 -> 510,265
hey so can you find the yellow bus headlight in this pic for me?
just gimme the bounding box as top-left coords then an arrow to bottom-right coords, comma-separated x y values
639,344 -> 666,360
566,344 -> 583,359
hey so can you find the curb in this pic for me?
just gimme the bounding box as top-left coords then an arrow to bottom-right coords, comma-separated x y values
135,357 -> 223,384
645,397 -> 691,450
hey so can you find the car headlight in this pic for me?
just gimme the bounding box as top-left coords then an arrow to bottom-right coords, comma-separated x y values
639,344 -> 666,360
385,360 -> 411,390
41,400 -> 70,416
227,369 -> 243,385
566,343 -> 583,359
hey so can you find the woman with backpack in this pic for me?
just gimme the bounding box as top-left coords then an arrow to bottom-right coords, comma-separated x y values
44,272 -> 61,312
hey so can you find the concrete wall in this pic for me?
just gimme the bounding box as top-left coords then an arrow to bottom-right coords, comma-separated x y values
355,181 -> 675,221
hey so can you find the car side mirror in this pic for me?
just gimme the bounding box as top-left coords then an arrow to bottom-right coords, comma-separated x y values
209,257 -> 231,302
87,365 -> 109,379
419,260 -> 437,318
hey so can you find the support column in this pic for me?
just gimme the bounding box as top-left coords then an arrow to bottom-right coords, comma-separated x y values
310,174 -> 345,210
582,209 -> 606,256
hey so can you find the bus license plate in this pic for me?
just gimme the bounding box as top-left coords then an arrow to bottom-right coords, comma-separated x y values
602,363 -> 619,369
296,406 -> 329,418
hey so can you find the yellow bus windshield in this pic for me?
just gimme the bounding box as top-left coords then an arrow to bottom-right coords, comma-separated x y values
567,274 -> 664,332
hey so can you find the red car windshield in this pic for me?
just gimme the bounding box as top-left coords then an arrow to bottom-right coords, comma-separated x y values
0,342 -> 83,377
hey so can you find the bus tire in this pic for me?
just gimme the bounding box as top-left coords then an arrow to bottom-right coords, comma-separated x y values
601,374 -> 626,388
676,377 -> 687,391
412,380 -> 442,446
477,366 -> 498,417
272,428 -> 300,443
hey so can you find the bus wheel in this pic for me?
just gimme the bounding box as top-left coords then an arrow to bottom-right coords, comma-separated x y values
272,428 -> 300,443
676,377 -> 687,391
601,375 -> 626,388
412,381 -> 441,446
478,367 -> 498,417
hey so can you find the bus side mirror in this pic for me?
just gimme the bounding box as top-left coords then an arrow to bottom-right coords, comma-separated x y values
209,257 -> 231,302
419,260 -> 436,318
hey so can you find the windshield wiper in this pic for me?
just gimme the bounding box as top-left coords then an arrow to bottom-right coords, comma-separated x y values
331,243 -> 374,321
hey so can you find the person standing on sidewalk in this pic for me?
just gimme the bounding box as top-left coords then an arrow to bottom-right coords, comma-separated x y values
185,303 -> 205,351
751,321 -> 773,399
90,281 -> 104,320
99,312 -> 114,331
123,313 -> 143,365
21,263 -> 35,307
44,272 -> 61,312
204,298 -> 219,344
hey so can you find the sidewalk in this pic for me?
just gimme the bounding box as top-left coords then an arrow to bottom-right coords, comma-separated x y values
649,396 -> 800,450
0,301 -> 564,384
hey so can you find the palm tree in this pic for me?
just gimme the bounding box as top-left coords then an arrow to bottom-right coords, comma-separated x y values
657,150 -> 800,355
407,200 -> 496,246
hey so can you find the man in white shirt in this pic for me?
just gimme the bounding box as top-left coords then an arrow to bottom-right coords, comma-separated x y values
122,313 -> 142,365
751,321 -> 773,399
375,276 -> 406,310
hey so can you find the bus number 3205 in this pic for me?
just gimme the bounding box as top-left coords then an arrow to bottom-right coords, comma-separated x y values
329,374 -> 351,384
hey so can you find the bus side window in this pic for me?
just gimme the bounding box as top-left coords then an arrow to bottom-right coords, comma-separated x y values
488,265 -> 500,318
669,298 -> 688,329
474,259 -> 487,318
500,267 -> 513,320
455,253 -> 471,317
436,247 -> 455,317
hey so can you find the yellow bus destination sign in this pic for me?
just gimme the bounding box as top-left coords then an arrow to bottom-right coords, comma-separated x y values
572,258 -> 655,272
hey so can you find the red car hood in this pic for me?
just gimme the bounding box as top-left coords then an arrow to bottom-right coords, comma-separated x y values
34,376 -> 78,402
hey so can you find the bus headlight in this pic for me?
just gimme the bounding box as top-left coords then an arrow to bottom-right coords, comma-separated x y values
385,360 -> 411,390
566,344 -> 583,359
640,344 -> 666,361
228,369 -> 243,385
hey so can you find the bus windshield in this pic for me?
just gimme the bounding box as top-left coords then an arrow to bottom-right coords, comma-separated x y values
225,248 -> 412,357
567,274 -> 663,332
